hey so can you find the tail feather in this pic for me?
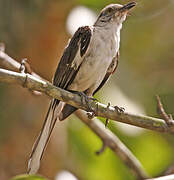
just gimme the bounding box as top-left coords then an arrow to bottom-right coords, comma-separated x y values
59,104 -> 77,121
28,101 -> 65,174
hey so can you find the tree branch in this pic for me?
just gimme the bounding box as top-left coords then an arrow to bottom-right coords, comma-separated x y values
75,110 -> 148,179
0,43 -> 173,179
156,95 -> 174,127
0,44 -> 151,179
0,44 -> 173,133
0,67 -> 173,133
0,70 -> 149,180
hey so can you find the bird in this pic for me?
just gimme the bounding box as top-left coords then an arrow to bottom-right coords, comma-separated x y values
28,1 -> 136,174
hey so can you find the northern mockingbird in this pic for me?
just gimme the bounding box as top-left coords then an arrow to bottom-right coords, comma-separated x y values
28,1 -> 136,174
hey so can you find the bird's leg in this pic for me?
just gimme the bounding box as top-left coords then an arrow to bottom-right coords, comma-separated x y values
68,90 -> 98,119
69,90 -> 97,109
86,102 -> 99,119
114,105 -> 125,115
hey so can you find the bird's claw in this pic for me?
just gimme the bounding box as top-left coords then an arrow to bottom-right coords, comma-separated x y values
78,92 -> 97,112
70,91 -> 98,115
87,112 -> 96,119
114,105 -> 125,115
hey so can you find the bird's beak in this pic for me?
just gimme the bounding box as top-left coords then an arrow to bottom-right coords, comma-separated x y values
119,1 -> 136,12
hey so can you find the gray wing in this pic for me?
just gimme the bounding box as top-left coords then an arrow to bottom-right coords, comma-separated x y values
53,26 -> 92,89
93,52 -> 119,95
52,26 -> 92,119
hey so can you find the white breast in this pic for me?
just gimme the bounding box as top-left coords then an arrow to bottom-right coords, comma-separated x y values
69,25 -> 121,94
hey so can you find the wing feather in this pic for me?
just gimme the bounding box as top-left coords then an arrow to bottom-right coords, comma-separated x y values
52,26 -> 92,108
53,26 -> 92,89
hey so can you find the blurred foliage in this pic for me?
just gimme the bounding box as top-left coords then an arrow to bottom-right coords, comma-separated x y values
0,0 -> 174,180
0,0 -> 47,53
67,117 -> 173,179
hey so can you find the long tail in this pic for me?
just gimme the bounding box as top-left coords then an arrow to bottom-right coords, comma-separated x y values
27,101 -> 65,174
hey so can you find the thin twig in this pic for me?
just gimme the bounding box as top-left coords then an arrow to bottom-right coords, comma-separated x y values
75,110 -> 149,179
96,143 -> 107,155
156,95 -> 174,127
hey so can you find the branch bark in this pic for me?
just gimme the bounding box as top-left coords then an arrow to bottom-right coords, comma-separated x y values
75,110 -> 148,179
0,44 -> 173,133
156,95 -> 174,127
0,67 -> 149,179
1,44 -> 172,179
0,45 -> 152,179
0,67 -> 173,133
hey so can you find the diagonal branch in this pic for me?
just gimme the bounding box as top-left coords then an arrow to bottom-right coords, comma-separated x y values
1,43 -> 174,179
0,67 -> 173,133
0,68 -> 174,132
75,110 -> 148,179
0,44 -> 173,133
0,44 -> 150,179
156,95 -> 174,127
0,70 -> 149,179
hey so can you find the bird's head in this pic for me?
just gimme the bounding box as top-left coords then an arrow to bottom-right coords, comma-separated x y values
94,2 -> 136,27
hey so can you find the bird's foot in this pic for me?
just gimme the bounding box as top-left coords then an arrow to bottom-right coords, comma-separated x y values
114,105 -> 125,115
69,91 -> 98,114
87,111 -> 96,119
77,92 -> 98,119
78,92 -> 97,115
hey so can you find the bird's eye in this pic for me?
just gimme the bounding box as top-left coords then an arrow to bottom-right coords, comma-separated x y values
107,8 -> 113,13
